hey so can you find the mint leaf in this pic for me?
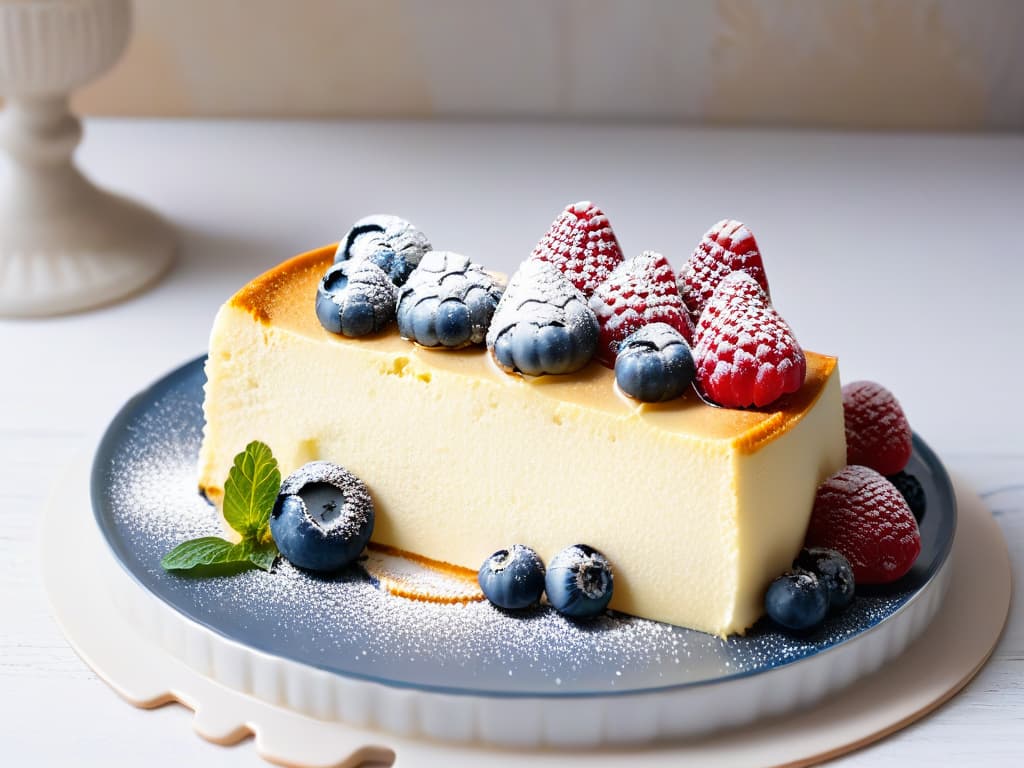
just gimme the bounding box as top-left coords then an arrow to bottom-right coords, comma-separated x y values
247,541 -> 279,572
163,441 -> 282,578
222,440 -> 281,539
161,537 -> 250,571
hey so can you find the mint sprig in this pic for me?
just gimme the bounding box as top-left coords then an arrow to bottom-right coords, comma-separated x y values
162,441 -> 281,574
223,440 -> 281,540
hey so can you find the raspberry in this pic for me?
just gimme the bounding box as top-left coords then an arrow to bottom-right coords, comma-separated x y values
842,381 -> 913,475
679,219 -> 770,322
692,272 -> 805,408
530,201 -> 624,297
806,465 -> 921,585
588,251 -> 695,366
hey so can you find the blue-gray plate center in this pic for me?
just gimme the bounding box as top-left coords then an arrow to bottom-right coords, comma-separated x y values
91,357 -> 955,698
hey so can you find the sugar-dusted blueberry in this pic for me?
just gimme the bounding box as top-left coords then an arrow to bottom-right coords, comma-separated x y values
269,461 -> 374,572
316,260 -> 397,337
477,544 -> 546,610
397,251 -> 503,348
545,544 -> 613,619
887,471 -> 926,523
795,547 -> 855,612
764,570 -> 829,632
486,260 -> 598,376
614,322 -> 696,402
336,214 -> 431,286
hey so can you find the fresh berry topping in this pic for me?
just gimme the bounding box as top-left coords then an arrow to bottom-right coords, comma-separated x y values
270,462 -> 374,573
396,251 -> 503,348
679,219 -> 770,322
478,544 -> 546,610
615,323 -> 696,403
692,272 -> 805,408
842,381 -> 913,475
336,214 -> 431,286
806,465 -> 921,585
588,251 -> 695,366
316,260 -> 398,337
794,547 -> 855,612
529,201 -> 624,297
887,471 -> 926,523
545,544 -> 614,619
486,260 -> 599,376
764,571 -> 829,632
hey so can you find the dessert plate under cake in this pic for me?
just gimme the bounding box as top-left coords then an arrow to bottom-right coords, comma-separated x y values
92,357 -> 955,726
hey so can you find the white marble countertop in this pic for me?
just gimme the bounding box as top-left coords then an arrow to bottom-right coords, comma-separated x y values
1,119 -> 1021,766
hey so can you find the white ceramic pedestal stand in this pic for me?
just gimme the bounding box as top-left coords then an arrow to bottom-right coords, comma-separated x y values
43,457 -> 1011,768
0,0 -> 175,317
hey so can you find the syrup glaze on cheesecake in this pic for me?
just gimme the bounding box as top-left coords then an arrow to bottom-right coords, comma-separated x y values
199,245 -> 846,637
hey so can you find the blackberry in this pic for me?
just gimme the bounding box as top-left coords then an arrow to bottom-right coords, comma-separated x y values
887,471 -> 926,522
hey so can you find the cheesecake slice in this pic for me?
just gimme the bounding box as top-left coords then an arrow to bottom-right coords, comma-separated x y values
199,245 -> 846,637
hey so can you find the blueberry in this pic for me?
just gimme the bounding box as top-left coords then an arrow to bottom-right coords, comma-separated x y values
795,547 -> 855,612
545,544 -> 614,619
887,471 -> 926,522
764,571 -> 829,632
335,214 -> 431,286
316,260 -> 397,337
269,461 -> 374,572
477,544 -> 546,610
486,260 -> 599,376
396,251 -> 503,348
615,323 -> 696,402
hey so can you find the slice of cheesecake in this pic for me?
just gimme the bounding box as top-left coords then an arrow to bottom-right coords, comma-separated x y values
199,246 -> 846,637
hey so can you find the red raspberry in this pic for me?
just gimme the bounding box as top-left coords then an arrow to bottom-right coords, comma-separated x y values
679,219 -> 770,322
588,251 -> 694,367
692,272 -> 805,408
530,201 -> 624,298
842,381 -> 913,475
806,465 -> 921,584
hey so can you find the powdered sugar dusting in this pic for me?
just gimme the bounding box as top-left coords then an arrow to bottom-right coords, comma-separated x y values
693,272 -> 805,408
278,461 -> 373,539
336,214 -> 431,268
396,251 -> 503,347
93,358 -> 937,695
589,250 -> 694,365
530,201 -> 624,297
679,219 -> 770,323
485,260 -> 599,375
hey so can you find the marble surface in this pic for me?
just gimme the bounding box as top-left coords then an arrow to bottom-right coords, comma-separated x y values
0,119 -> 1020,765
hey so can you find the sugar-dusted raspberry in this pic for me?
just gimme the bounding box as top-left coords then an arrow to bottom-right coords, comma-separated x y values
692,272 -> 805,408
588,251 -> 695,366
805,465 -> 921,585
842,381 -> 913,475
679,219 -> 769,322
530,201 -> 624,298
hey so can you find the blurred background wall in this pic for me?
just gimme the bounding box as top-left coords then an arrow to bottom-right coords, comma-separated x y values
73,0 -> 1024,131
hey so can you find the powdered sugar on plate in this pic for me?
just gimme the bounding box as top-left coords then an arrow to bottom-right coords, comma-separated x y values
92,357 -> 940,696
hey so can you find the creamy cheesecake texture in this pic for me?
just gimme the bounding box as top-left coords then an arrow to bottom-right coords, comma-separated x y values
199,246 -> 846,637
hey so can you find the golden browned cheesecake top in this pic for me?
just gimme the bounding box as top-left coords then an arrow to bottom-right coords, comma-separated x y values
230,245 -> 838,453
